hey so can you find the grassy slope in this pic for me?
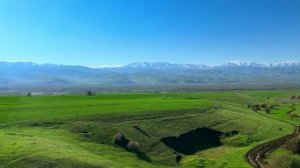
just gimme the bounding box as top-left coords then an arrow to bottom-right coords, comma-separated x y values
248,91 -> 300,167
0,91 -> 297,168
0,93 -> 211,123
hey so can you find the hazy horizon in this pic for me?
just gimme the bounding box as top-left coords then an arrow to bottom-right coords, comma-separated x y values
1,60 -> 300,68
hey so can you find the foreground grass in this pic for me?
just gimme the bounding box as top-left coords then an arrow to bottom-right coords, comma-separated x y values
0,127 -> 166,168
0,91 -> 298,167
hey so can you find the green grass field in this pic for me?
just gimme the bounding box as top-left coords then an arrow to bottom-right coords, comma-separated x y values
1,90 -> 300,168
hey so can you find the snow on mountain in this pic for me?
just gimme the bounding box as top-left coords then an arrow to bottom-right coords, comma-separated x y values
219,61 -> 300,68
268,61 -> 300,68
122,62 -> 208,70
1,60 -> 300,87
1,61 -> 300,70
220,61 -> 265,68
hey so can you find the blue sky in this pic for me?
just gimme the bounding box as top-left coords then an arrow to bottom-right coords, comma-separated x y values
0,0 -> 299,66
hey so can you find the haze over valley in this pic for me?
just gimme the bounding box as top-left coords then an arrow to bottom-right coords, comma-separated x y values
1,61 -> 300,89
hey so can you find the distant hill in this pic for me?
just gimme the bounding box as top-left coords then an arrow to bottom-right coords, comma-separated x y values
1,61 -> 300,88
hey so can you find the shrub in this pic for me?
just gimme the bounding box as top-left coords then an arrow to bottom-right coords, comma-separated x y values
268,155 -> 300,168
132,123 -> 139,128
127,140 -> 140,152
291,159 -> 300,168
250,104 -> 261,112
265,106 -> 272,114
113,132 -> 129,148
261,103 -> 267,108
284,136 -> 300,154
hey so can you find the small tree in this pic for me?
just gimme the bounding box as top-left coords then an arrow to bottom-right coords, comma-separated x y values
251,104 -> 261,112
26,92 -> 32,97
113,132 -> 129,148
86,91 -> 96,96
265,106 -> 271,114
261,103 -> 267,109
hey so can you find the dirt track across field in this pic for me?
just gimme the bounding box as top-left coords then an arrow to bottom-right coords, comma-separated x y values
246,126 -> 299,168
245,106 -> 299,168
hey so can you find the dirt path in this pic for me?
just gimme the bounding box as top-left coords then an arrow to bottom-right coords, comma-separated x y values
245,106 -> 299,168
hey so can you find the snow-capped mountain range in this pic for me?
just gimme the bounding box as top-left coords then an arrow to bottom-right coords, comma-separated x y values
2,60 -> 300,70
124,61 -> 300,69
220,61 -> 300,68
1,61 -> 300,87
111,61 -> 300,69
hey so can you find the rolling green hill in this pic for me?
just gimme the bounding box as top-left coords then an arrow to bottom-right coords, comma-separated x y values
1,90 -> 300,168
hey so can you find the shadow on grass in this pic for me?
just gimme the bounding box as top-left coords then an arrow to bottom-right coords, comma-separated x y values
134,127 -> 151,137
113,132 -> 152,163
135,151 -> 152,163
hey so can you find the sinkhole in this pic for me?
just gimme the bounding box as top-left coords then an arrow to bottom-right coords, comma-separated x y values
160,127 -> 237,155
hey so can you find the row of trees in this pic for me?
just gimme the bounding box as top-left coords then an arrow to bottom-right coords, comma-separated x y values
86,91 -> 96,96
25,91 -> 95,96
247,103 -> 278,113
290,95 -> 300,100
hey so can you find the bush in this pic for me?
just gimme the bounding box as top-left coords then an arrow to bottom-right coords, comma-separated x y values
291,159 -> 300,168
261,103 -> 267,108
268,155 -> 300,168
284,136 -> 300,154
127,140 -> 140,152
265,106 -> 272,114
113,132 -> 129,147
250,104 -> 261,112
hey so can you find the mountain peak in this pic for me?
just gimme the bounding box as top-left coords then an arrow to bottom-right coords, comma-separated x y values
124,62 -> 208,70
1,60 -> 300,88
268,61 -> 300,67
221,61 -> 265,67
